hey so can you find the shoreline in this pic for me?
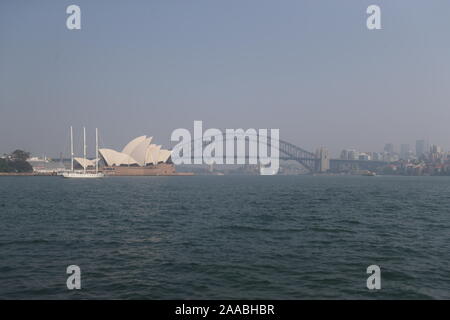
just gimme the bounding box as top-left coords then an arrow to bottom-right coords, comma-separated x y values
0,172 -> 56,176
0,172 -> 194,177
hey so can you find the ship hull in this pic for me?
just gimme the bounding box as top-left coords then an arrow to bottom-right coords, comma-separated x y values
62,172 -> 105,178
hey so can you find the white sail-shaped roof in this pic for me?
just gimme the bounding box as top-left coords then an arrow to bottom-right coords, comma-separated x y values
145,144 -> 161,165
145,144 -> 156,165
122,136 -> 147,155
99,148 -> 138,166
74,157 -> 96,169
152,145 -> 162,165
128,137 -> 152,166
158,149 -> 172,163
100,136 -> 172,167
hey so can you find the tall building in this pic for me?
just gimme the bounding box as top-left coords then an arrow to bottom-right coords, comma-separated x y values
400,144 -> 410,160
384,143 -> 395,154
430,144 -> 442,154
340,149 -> 357,160
416,140 -> 426,158
429,144 -> 443,163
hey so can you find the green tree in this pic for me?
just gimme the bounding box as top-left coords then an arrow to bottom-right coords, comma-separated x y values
0,158 -> 12,172
0,150 -> 33,173
10,149 -> 30,162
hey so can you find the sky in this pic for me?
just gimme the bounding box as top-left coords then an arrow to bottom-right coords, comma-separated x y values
1,0 -> 450,158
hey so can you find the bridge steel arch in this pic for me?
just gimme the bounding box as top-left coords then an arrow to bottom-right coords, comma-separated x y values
277,139 -> 318,172
174,134 -> 320,172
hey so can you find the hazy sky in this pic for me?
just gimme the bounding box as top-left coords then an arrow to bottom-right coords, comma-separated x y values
1,0 -> 450,157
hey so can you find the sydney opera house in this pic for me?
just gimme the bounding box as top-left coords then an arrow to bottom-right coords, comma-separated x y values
97,135 -> 176,175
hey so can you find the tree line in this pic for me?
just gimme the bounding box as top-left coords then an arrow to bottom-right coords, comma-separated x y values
0,150 -> 33,173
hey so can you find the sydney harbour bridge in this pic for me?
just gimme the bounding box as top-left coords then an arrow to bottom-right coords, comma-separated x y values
185,136 -> 388,173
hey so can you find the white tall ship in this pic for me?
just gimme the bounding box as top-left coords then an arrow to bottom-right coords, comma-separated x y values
63,127 -> 104,178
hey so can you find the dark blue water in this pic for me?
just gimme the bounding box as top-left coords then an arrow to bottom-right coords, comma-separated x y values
0,175 -> 449,299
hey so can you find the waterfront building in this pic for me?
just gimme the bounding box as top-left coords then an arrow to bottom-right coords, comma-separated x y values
340,149 -> 358,160
98,136 -> 179,176
371,152 -> 383,161
358,153 -> 371,161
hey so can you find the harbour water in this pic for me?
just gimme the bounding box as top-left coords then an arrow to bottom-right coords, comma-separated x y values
0,175 -> 449,299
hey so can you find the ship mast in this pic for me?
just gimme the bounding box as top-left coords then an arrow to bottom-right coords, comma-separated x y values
70,126 -> 74,172
83,127 -> 87,175
96,128 -> 99,174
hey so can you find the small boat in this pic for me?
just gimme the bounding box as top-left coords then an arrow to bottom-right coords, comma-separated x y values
63,127 -> 104,179
362,170 -> 376,176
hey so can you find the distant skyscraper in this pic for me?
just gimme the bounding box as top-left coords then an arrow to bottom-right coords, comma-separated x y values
430,144 -> 442,154
340,149 -> 357,160
384,143 -> 395,154
416,140 -> 426,158
400,144 -> 410,160
429,144 -> 443,162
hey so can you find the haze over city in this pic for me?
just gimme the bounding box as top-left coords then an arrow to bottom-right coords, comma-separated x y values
1,0 -> 450,158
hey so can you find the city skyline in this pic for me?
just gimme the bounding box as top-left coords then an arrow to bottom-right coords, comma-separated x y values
13,135 -> 448,162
